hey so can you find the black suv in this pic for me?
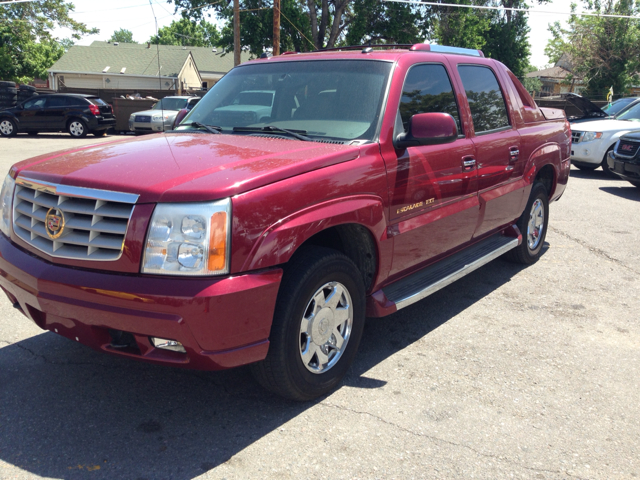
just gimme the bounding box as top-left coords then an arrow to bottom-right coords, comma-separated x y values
0,94 -> 116,138
607,131 -> 640,188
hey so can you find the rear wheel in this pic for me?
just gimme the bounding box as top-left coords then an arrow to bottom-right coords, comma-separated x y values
505,182 -> 549,265
0,118 -> 17,137
251,247 -> 366,401
68,119 -> 88,138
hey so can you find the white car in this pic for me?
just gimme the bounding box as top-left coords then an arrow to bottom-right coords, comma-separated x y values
571,102 -> 640,174
129,96 -> 200,134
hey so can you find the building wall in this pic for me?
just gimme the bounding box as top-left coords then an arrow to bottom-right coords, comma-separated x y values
50,73 -> 176,91
177,57 -> 202,91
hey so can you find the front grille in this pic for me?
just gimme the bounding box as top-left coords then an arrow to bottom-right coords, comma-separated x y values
135,115 -> 151,122
12,178 -> 137,261
571,131 -> 583,144
616,140 -> 640,158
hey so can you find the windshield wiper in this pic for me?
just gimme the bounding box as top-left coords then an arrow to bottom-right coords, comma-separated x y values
186,122 -> 222,134
233,125 -> 312,142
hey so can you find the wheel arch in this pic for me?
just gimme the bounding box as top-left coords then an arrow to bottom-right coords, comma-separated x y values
525,143 -> 560,199
241,195 -> 387,292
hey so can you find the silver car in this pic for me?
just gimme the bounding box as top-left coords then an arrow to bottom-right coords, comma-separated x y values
129,96 -> 200,134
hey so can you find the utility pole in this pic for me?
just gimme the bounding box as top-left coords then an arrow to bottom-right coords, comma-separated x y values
234,0 -> 240,66
272,0 -> 280,56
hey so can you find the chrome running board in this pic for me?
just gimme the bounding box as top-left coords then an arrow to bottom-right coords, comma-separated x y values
383,234 -> 519,311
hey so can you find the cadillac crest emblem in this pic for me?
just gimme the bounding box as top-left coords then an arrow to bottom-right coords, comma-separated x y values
45,208 -> 65,240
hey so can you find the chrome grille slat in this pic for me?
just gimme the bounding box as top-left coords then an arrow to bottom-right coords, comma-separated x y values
12,178 -> 136,261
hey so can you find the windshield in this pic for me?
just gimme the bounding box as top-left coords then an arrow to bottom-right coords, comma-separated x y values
152,98 -> 188,111
616,103 -> 640,122
177,60 -> 393,142
604,98 -> 638,116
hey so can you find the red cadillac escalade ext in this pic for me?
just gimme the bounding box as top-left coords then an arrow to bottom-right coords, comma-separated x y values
0,44 -> 571,400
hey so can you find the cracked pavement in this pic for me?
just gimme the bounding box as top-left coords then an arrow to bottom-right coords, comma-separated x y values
0,134 -> 639,479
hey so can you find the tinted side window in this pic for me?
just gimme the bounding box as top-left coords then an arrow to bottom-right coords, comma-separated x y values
457,65 -> 510,133
399,64 -> 461,133
23,97 -> 47,109
47,97 -> 69,108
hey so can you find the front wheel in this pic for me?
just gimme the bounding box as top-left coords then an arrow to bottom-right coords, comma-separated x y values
251,247 -> 366,401
601,147 -> 617,178
505,182 -> 549,265
68,119 -> 88,138
0,118 -> 17,137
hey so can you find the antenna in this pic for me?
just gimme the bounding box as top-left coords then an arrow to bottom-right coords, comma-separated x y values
149,0 -> 165,131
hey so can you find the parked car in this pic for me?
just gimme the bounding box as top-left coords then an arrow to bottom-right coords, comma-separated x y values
602,97 -> 640,117
128,96 -> 200,134
606,131 -> 640,188
0,44 -> 571,400
0,93 -> 115,138
570,101 -> 640,174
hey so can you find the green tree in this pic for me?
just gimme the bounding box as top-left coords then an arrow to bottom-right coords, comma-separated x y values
345,0 -> 428,45
0,0 -> 97,83
522,66 -> 543,94
149,18 -> 221,47
545,0 -> 640,97
109,29 -> 136,44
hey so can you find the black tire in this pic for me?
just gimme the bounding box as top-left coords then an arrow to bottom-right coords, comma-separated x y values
0,118 -> 17,137
601,147 -> 618,178
251,247 -> 366,401
572,161 -> 598,171
504,182 -> 549,265
93,130 -> 107,137
0,81 -> 15,88
0,87 -> 17,95
67,118 -> 88,138
18,84 -> 36,92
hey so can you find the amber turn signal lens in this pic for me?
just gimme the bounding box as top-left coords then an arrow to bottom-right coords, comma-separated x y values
208,211 -> 227,271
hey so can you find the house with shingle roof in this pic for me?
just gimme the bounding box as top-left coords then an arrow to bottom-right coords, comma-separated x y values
526,53 -> 584,96
48,41 -> 251,92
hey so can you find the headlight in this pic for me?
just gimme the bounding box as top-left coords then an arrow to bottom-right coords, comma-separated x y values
582,132 -> 603,142
152,114 -> 170,121
0,174 -> 15,237
142,199 -> 231,276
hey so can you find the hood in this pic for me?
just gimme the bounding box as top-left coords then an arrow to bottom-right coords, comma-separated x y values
570,119 -> 640,133
11,133 -> 361,203
565,93 -> 608,122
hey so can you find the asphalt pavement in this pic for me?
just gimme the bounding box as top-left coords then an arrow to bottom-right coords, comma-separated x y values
0,133 -> 638,480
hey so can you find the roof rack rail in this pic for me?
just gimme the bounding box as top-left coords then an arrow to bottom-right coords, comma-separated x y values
313,43 -> 484,57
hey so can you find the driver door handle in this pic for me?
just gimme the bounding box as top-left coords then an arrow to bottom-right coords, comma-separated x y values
462,156 -> 476,172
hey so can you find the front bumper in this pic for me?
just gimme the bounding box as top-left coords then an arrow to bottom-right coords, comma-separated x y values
570,141 -> 605,166
0,234 -> 282,370
607,151 -> 640,183
129,119 -> 173,133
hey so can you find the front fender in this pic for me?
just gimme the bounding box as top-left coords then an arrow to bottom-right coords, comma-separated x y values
241,195 -> 387,272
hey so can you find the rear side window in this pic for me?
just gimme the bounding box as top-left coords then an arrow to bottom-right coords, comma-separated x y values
398,64 -> 461,133
506,70 -> 536,109
89,98 -> 108,106
46,97 -> 68,107
458,65 -> 510,134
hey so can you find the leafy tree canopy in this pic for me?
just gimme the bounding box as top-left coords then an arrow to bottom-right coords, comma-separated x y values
110,29 -> 136,44
149,18 -> 220,47
545,0 -> 640,97
0,0 -> 97,83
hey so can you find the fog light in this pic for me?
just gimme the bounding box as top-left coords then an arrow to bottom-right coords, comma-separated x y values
583,148 -> 590,156
150,337 -> 186,353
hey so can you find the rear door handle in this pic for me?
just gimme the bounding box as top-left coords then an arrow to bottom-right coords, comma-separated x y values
509,147 -> 520,163
462,156 -> 476,172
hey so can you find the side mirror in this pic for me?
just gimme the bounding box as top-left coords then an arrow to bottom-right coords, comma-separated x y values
394,112 -> 458,149
172,108 -> 189,129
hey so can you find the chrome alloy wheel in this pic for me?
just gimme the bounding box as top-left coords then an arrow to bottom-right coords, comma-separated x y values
299,281 -> 353,374
69,121 -> 85,137
0,120 -> 14,136
527,198 -> 545,250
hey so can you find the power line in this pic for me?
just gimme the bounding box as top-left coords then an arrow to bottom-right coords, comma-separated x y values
382,0 -> 640,19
